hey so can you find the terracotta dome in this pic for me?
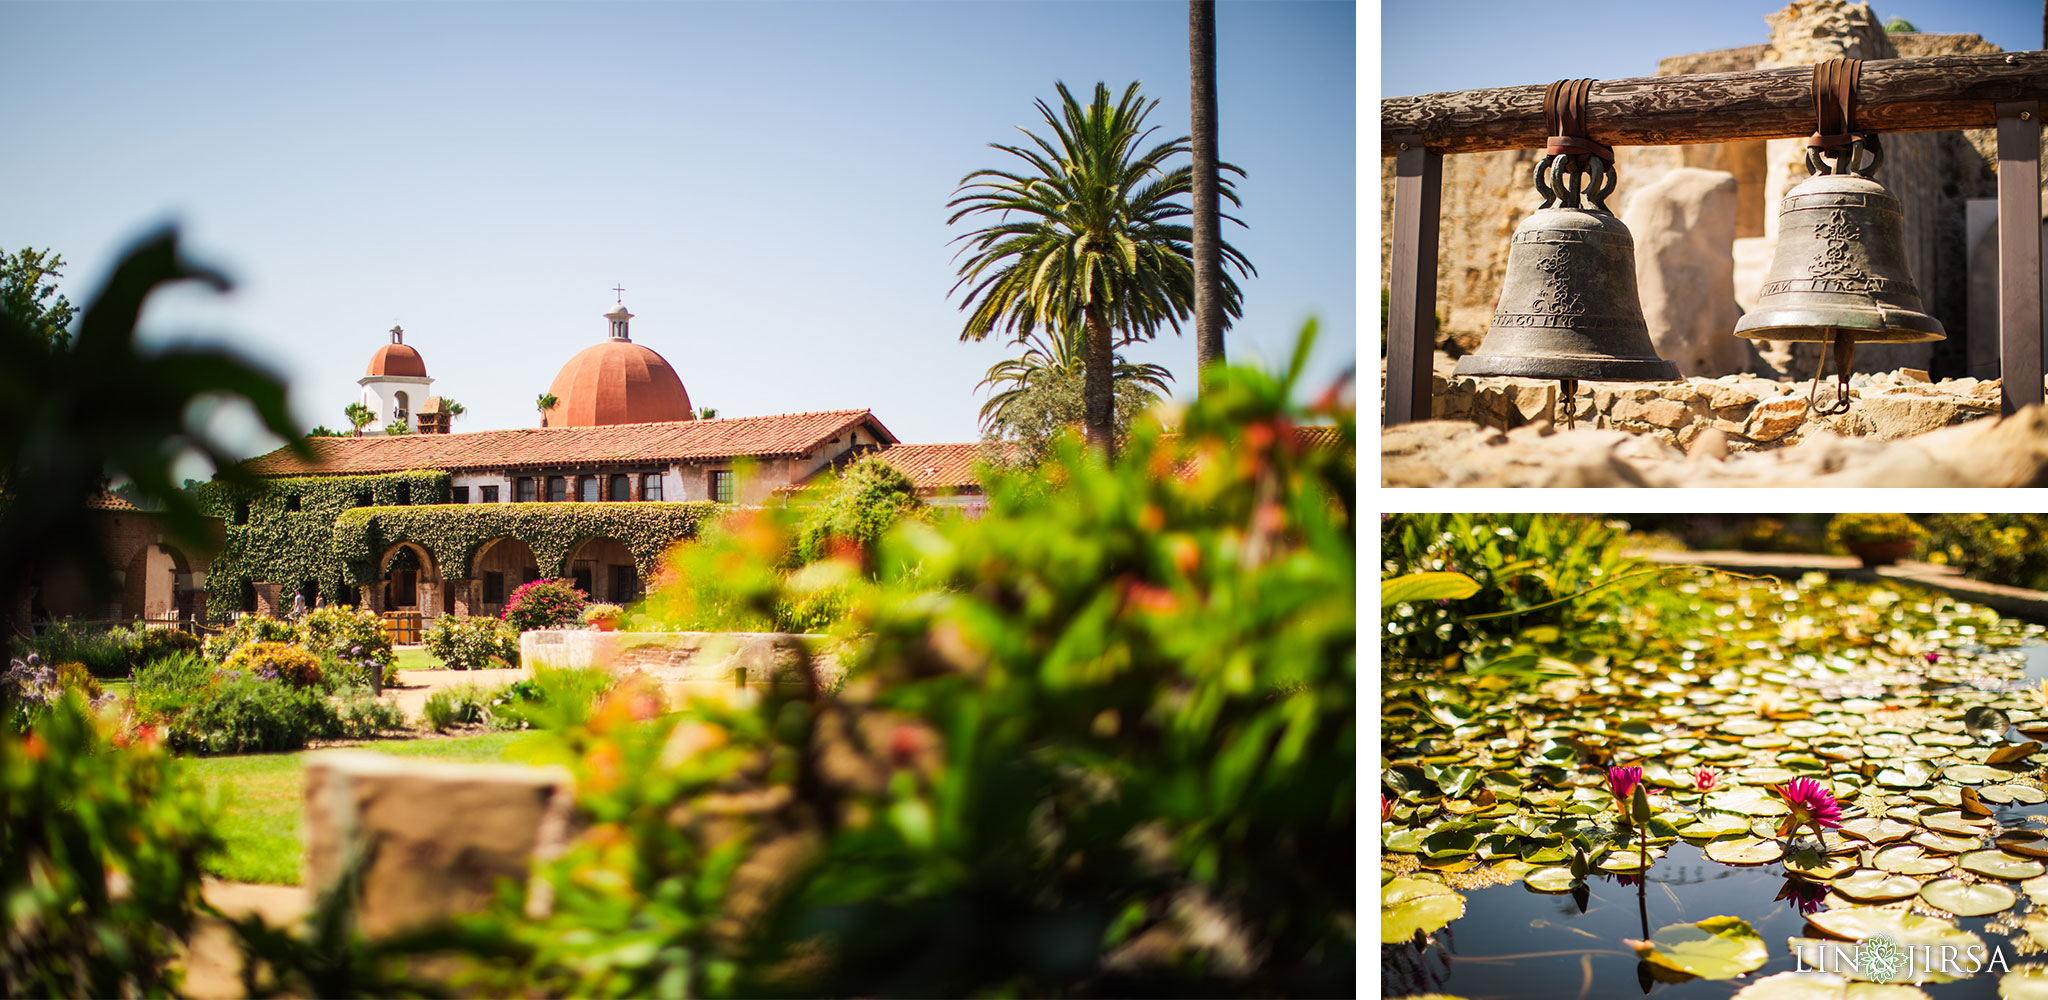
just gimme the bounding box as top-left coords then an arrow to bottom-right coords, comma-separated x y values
546,340 -> 693,426
366,342 -> 427,378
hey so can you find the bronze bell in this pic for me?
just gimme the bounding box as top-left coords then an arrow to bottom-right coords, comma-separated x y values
1735,138 -> 1944,376
1456,155 -> 1678,384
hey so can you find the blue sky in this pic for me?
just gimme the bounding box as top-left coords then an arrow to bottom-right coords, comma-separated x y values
1384,0 -> 2038,96
0,0 -> 1355,463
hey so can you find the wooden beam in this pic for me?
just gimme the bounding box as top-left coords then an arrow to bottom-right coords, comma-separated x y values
1384,52 -> 2048,156
1999,100 -> 2044,417
1384,142 -> 1441,425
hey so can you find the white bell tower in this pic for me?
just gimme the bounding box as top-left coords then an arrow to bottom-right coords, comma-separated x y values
358,325 -> 434,433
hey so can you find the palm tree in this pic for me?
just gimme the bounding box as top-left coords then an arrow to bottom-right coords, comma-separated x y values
441,399 -> 466,428
343,401 -> 373,437
949,80 -> 1252,454
1189,0 -> 1225,382
536,392 -> 557,428
976,324 -> 1172,437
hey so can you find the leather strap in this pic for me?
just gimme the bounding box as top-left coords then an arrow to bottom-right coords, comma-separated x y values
1544,79 -> 1613,161
1808,57 -> 1862,147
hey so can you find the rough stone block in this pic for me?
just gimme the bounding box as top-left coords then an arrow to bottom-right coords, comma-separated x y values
303,751 -> 574,938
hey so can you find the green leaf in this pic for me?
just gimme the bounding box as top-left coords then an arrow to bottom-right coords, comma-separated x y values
1919,878 -> 2016,916
1382,572 -> 1480,608
1629,916 -> 1768,980
1380,878 -> 1465,943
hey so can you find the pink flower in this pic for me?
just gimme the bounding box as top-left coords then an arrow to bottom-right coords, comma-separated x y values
1381,793 -> 1393,822
1607,765 -> 1643,803
1925,651 -> 1941,664
1693,767 -> 1720,793
1775,778 -> 1844,837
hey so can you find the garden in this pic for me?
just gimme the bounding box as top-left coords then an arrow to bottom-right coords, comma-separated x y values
1383,514 -> 2048,999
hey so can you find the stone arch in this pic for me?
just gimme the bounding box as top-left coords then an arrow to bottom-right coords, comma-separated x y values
470,536 -> 541,617
564,536 -> 641,604
121,542 -> 193,621
377,541 -> 441,616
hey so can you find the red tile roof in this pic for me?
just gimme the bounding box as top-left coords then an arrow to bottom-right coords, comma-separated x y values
241,409 -> 897,477
87,492 -> 139,510
875,443 -> 994,492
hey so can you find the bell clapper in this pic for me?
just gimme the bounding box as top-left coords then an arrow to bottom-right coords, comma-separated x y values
1829,331 -> 1857,416
1557,377 -> 1578,429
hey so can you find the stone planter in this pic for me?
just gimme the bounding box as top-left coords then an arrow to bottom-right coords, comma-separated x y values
588,619 -> 617,632
1847,539 -> 1915,567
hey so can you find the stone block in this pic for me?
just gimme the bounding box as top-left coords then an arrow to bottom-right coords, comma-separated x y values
303,751 -> 574,938
1743,395 -> 1809,443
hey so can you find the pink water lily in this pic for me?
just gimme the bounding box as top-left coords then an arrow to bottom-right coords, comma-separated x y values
1381,793 -> 1393,823
1773,778 -> 1844,842
1693,768 -> 1719,793
1607,765 -> 1643,804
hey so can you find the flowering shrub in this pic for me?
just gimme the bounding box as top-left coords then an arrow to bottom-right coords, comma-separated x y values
203,614 -> 298,662
424,615 -> 520,670
1,693 -> 218,996
132,651 -> 402,753
296,605 -> 394,678
53,661 -> 101,699
502,578 -> 586,632
1825,512 -> 1926,547
222,641 -> 324,689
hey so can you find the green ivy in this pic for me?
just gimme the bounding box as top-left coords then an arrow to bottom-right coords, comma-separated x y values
331,502 -> 716,586
198,471 -> 449,619
200,471 -> 714,618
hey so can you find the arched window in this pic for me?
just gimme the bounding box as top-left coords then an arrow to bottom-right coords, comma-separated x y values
393,391 -> 410,421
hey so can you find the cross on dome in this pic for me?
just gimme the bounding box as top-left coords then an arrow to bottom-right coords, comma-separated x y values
612,284 -> 625,304
390,324 -> 404,344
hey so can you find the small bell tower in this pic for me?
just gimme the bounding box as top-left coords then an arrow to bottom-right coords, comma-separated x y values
358,324 -> 435,433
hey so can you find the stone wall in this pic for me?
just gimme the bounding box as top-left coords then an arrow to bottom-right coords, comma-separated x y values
1380,2 -> 2008,378
519,628 -> 841,704
1429,353 -> 2002,451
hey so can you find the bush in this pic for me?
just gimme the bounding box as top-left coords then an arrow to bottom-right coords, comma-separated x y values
296,605 -> 394,677
203,614 -> 298,662
422,686 -> 480,731
1922,514 -> 2048,590
1827,512 -> 1927,548
424,614 -> 520,669
1383,513 -> 1643,659
133,651 -> 401,753
223,641 -> 325,689
131,652 -> 215,726
21,621 -> 135,678
135,626 -> 202,667
54,661 -> 101,699
333,683 -> 406,738
1,695 -> 219,997
502,578 -> 585,632
794,454 -> 923,565
472,324 -> 1355,997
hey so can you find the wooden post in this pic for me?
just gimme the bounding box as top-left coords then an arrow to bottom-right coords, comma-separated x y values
1385,139 -> 1441,425
1999,100 -> 2043,417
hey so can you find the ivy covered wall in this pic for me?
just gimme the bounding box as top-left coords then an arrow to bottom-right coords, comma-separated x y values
199,471 -> 450,619
330,502 -> 717,584
199,469 -> 716,617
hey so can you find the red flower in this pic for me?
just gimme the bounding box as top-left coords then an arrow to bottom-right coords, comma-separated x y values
1693,768 -> 1719,793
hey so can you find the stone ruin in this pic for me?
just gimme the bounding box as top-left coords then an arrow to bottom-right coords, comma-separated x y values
1380,0 -> 2047,486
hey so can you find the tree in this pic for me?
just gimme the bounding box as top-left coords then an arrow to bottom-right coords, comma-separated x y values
949,81 -> 1252,455
440,399 -> 466,428
384,418 -> 413,435
0,228 -> 302,664
536,392 -> 558,428
1189,0 -> 1225,381
1,247 -> 75,349
977,325 -> 1172,465
697,406 -> 718,420
343,402 -> 373,437
305,425 -> 344,438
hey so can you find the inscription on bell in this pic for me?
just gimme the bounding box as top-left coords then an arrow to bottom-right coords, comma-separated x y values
1759,276 -> 1917,297
1491,313 -> 1648,331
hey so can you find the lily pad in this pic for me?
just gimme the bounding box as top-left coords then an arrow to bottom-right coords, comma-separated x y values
1709,787 -> 1792,817
1959,850 -> 2047,880
1803,907 -> 1984,985
1678,813 -> 1754,838
1832,870 -> 1922,903
1922,811 -> 1993,837
1945,764 -> 2007,785
2001,832 -> 2048,859
1732,970 -> 1930,999
2002,965 -> 2048,1000
1872,844 -> 1952,876
1629,916 -> 1768,981
1919,877 -> 2018,916
1785,849 -> 1858,880
1839,817 -> 1916,845
1381,878 -> 1465,943
1988,741 -> 2042,765
1983,784 -> 2048,805
1909,830 -> 1981,854
1706,836 -> 1786,865
1524,866 -> 1578,892
1876,762 -> 1935,788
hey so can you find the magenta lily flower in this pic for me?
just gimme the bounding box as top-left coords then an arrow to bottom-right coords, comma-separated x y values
1608,765 -> 1643,804
1774,778 -> 1844,842
1693,768 -> 1719,793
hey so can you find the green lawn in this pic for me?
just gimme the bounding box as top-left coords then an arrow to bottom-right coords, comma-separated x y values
393,646 -> 444,671
187,730 -> 554,884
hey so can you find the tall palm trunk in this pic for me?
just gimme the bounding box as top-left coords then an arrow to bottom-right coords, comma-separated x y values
1190,0 -> 1224,383
1084,306 -> 1116,456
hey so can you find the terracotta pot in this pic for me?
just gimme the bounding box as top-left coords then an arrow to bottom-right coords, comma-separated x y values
1847,539 -> 1915,567
589,618 -> 618,632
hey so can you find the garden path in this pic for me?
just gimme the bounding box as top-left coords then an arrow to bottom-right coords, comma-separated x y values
382,666 -> 531,723
183,879 -> 310,999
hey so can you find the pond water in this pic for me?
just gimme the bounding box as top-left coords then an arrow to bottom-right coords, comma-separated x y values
1384,574 -> 2048,1000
